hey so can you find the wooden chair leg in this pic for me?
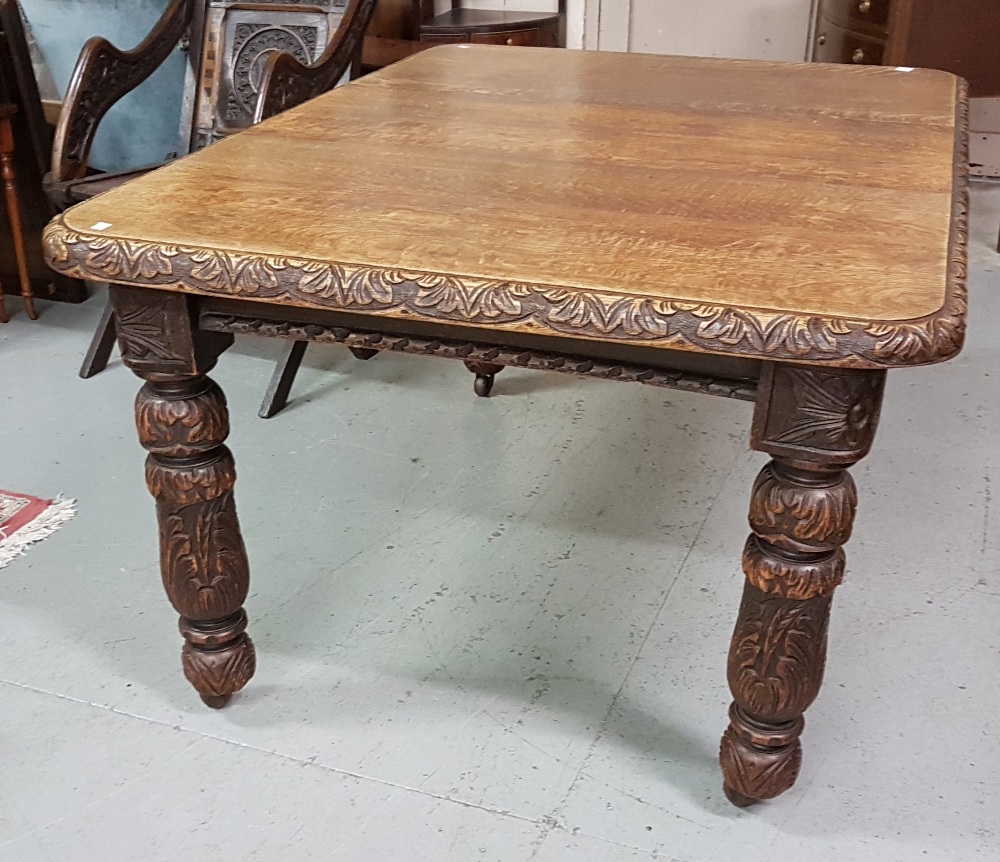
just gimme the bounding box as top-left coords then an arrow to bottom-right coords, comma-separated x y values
259,340 -> 308,418
464,360 -> 504,397
79,300 -> 118,378
0,131 -> 36,320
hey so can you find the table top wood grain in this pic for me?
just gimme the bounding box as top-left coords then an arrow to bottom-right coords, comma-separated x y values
44,46 -> 969,368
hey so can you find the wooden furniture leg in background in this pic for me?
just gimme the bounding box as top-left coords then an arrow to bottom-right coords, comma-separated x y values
259,339 -> 308,418
0,105 -> 36,321
720,364 -> 886,806
111,286 -> 256,707
259,342 -> 379,419
79,299 -> 118,378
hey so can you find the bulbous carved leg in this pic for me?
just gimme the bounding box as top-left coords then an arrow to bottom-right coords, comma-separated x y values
720,364 -> 885,806
464,360 -> 504,397
721,460 -> 851,805
137,375 -> 256,707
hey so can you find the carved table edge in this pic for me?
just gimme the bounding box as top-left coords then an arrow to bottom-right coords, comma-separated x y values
43,86 -> 968,375
199,311 -> 760,401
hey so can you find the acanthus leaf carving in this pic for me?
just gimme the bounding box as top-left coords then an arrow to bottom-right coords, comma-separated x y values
866,286 -> 967,364
729,591 -> 830,723
188,248 -> 285,295
414,275 -> 530,320
720,723 -> 802,804
136,378 -> 230,458
42,214 -> 968,368
88,237 -> 177,282
544,288 -> 615,332
749,463 -> 857,553
162,491 -> 249,620
342,267 -> 400,306
762,315 -> 852,356
182,634 -> 256,699
688,305 -> 766,351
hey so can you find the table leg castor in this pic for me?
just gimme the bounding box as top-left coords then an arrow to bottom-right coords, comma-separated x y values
465,360 -> 503,397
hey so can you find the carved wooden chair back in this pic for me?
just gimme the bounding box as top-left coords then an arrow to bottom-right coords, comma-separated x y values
184,0 -> 348,151
49,0 -> 374,200
47,0 -> 376,382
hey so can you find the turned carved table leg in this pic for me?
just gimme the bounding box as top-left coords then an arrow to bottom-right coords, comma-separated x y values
464,360 -> 504,397
720,363 -> 886,806
112,287 -> 256,707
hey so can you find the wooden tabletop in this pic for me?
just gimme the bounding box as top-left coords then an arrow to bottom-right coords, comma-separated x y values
44,46 -> 968,368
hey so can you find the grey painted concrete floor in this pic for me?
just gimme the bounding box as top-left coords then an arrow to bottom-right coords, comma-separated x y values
1,184 -> 999,862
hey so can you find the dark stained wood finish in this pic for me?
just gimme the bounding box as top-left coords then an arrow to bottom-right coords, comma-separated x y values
811,19 -> 886,66
111,286 -> 254,708
42,48 -> 968,806
79,300 -> 117,378
200,309 -> 760,401
0,103 -> 35,320
814,0 -> 1000,97
48,0 -> 376,201
721,364 -> 885,805
50,0 -> 194,184
258,338 -> 307,418
464,359 -> 504,397
363,1 -> 562,71
421,9 -> 560,47
0,0 -> 83,305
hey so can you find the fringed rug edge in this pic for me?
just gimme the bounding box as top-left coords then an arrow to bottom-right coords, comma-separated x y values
0,496 -> 77,569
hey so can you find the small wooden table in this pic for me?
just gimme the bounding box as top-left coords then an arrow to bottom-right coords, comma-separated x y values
43,46 -> 968,807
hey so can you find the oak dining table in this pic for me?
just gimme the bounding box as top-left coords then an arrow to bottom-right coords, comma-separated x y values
43,45 -> 968,807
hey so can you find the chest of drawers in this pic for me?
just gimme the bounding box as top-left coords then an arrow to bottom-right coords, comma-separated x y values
420,9 -> 560,48
812,0 -> 1000,97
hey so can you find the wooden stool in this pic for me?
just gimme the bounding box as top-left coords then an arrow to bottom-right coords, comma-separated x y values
0,103 -> 36,322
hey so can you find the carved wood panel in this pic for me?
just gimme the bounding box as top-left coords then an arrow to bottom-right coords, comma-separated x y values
752,364 -> 886,464
191,0 -> 347,148
109,286 -> 232,376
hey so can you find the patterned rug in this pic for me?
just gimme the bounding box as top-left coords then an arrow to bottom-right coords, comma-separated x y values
0,490 -> 76,569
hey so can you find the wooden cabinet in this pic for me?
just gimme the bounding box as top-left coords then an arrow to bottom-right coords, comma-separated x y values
0,0 -> 83,303
364,2 -> 562,71
812,0 -> 1000,97
421,9 -> 560,48
812,20 -> 886,66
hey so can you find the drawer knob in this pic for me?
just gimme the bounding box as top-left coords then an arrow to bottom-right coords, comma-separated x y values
858,0 -> 871,12
852,47 -> 865,62
816,33 -> 827,46
506,38 -> 514,45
